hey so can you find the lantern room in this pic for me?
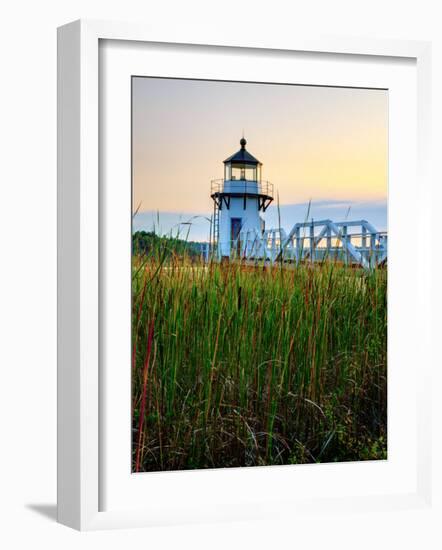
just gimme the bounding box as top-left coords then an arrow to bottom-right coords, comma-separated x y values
223,137 -> 262,183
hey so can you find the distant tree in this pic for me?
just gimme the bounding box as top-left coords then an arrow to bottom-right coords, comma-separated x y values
132,230 -> 205,260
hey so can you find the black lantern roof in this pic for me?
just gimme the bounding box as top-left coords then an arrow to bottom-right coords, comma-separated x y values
223,137 -> 261,166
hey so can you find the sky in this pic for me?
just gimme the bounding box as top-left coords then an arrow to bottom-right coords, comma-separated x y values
132,77 -> 388,241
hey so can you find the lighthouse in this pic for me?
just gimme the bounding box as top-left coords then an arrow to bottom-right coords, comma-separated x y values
210,138 -> 274,259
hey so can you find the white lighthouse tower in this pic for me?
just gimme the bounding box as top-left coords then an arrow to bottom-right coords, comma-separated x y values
211,137 -> 274,259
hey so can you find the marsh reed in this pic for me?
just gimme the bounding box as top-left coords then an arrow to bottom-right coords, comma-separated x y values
132,243 -> 387,472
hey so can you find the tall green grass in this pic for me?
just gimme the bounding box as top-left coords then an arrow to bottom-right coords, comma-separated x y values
132,244 -> 387,472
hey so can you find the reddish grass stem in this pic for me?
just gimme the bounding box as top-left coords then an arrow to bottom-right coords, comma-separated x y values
134,318 -> 155,472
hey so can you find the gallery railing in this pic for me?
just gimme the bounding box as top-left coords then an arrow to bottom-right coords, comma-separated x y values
210,178 -> 274,197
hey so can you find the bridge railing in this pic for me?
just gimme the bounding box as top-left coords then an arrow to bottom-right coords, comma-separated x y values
208,219 -> 387,269
259,220 -> 387,268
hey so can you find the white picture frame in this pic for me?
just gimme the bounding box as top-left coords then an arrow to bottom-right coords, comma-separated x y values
57,19 -> 432,531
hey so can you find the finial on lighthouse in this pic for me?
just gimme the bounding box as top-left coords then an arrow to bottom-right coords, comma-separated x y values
240,136 -> 247,149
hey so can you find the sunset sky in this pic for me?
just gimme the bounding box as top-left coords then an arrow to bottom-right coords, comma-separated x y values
132,77 -> 388,241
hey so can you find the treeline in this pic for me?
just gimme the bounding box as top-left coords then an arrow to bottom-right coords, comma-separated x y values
132,231 -> 206,259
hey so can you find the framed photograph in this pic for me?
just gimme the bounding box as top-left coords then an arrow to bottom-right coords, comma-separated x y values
57,20 -> 432,530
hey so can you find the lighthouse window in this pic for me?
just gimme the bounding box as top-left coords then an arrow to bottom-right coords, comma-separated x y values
230,164 -> 257,181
